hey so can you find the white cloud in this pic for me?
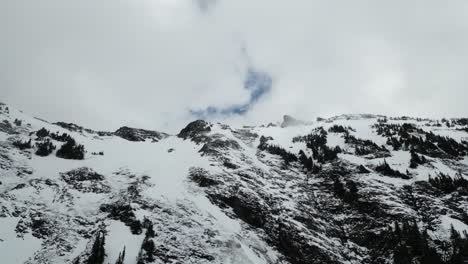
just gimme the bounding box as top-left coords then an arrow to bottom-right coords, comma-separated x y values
2,0 -> 468,133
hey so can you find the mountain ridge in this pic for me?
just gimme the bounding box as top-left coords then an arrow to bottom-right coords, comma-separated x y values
1,102 -> 468,264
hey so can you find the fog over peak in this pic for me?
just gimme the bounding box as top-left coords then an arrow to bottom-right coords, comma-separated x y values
2,0 -> 468,133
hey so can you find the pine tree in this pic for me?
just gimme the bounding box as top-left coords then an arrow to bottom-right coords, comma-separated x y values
13,139 -> 32,150
344,181 -> 359,202
35,139 -> 56,156
87,231 -> 105,264
137,238 -> 156,264
56,138 -> 85,160
393,222 -> 401,239
144,220 -> 155,238
130,220 -> 143,235
393,244 -> 411,264
36,127 -> 50,138
114,246 -> 126,264
420,247 -> 443,264
333,178 -> 345,198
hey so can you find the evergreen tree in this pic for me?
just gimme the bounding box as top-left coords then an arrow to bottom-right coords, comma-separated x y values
298,150 -> 313,171
409,149 -> 426,169
56,139 -> 85,160
87,231 -> 105,264
333,178 -> 345,198
420,247 -> 443,264
393,244 -> 411,264
36,127 -> 50,138
344,181 -> 359,202
114,247 -> 126,264
258,138 -> 298,165
393,222 -> 401,239
137,238 -> 156,264
13,119 -> 22,126
376,160 -> 409,179
35,139 -> 56,156
129,219 -> 143,235
143,219 -> 155,238
429,173 -> 468,193
13,139 -> 32,150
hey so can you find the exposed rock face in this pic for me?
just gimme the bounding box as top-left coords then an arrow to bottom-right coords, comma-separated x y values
114,126 -> 169,142
60,167 -> 110,193
2,103 -> 468,264
188,167 -> 220,187
281,115 -> 308,128
199,137 -> 242,156
53,122 -> 113,136
0,120 -> 15,134
177,120 -> 211,143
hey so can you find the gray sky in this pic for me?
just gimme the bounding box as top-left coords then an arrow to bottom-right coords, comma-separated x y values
2,0 -> 468,133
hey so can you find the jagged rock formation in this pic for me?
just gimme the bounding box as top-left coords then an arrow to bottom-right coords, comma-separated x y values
1,103 -> 468,264
54,122 -> 113,137
280,115 -> 309,128
177,120 -> 212,143
114,126 -> 169,142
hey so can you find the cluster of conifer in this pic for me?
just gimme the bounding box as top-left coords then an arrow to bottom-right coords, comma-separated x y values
374,123 -> 468,158
13,139 -> 32,150
344,133 -> 388,156
429,173 -> 468,194
293,128 -> 341,163
333,178 -> 359,203
409,150 -> 427,169
258,136 -> 298,165
383,221 -> 468,264
86,231 -> 106,264
34,127 -> 85,159
376,160 -> 410,179
137,218 -> 156,264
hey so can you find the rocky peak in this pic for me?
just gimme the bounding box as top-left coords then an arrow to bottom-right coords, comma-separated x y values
280,115 -> 308,128
114,126 -> 169,142
177,120 -> 211,143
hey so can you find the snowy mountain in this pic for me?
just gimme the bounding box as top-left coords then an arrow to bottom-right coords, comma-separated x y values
1,102 -> 468,264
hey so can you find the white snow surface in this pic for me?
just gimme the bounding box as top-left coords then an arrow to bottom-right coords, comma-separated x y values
1,105 -> 468,264
0,217 -> 42,264
0,105 -> 282,264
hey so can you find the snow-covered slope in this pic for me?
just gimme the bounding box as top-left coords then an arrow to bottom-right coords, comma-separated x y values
1,103 -> 468,264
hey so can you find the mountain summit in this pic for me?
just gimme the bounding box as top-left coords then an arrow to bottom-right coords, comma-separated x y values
280,115 -> 309,128
1,102 -> 468,264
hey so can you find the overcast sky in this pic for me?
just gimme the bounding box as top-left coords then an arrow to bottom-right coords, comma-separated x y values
2,0 -> 468,133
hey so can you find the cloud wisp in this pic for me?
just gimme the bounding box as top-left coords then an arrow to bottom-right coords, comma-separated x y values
190,69 -> 272,119
2,0 -> 468,132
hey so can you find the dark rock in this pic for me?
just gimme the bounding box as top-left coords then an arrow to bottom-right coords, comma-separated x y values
54,122 -> 113,136
222,160 -> 239,169
115,126 -> 169,142
275,222 -> 338,264
209,192 -> 269,229
281,115 -> 308,128
358,165 -> 371,173
12,183 -> 27,190
100,202 -> 142,234
0,120 -> 15,134
199,137 -> 242,156
178,120 -> 211,143
60,167 -> 109,193
61,167 -> 104,182
189,167 -> 219,187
